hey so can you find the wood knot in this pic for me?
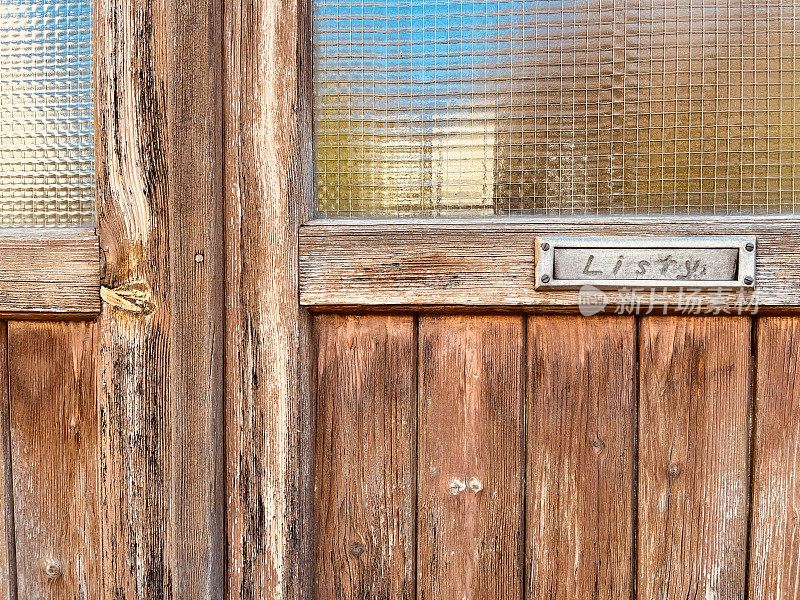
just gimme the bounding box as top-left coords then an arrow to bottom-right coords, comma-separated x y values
43,559 -> 62,580
668,463 -> 681,479
348,541 -> 364,557
100,280 -> 155,316
590,436 -> 606,454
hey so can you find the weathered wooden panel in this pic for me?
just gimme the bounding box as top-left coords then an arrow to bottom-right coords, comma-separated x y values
223,0 -> 315,593
638,317 -> 750,600
0,230 -> 99,318
7,322 -> 99,599
94,0 -> 225,596
750,317 -> 800,599
314,315 -> 415,599
300,218 -> 797,311
0,324 -> 15,600
418,316 -> 524,600
527,316 -> 635,600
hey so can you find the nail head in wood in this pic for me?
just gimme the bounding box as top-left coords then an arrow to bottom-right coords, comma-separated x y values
348,541 -> 364,557
449,478 -> 466,495
44,559 -> 62,580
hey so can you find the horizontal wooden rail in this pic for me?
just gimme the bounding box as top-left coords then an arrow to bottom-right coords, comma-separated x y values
0,228 -> 100,318
299,216 -> 800,313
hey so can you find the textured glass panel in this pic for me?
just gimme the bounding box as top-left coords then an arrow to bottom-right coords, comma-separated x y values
314,0 -> 800,216
0,0 -> 94,226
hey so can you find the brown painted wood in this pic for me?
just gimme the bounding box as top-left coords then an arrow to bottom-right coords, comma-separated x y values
750,317 -> 800,598
418,315 -> 524,600
300,217 -> 799,311
638,317 -> 750,600
7,322 -> 99,599
0,229 -> 99,318
526,316 -> 636,600
94,0 -> 225,596
223,0 -> 315,593
0,324 -> 15,600
313,315 -> 416,599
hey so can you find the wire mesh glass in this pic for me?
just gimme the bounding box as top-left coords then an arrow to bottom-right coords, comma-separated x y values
0,0 -> 94,227
313,0 -> 800,216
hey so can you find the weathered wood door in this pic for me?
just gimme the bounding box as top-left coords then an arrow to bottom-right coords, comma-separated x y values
1,1 -> 799,600
308,311 -> 800,599
299,1 -> 800,599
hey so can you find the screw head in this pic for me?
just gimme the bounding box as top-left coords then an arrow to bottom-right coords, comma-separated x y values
541,274 -> 551,284
540,242 -> 551,252
745,242 -> 755,252
744,275 -> 755,286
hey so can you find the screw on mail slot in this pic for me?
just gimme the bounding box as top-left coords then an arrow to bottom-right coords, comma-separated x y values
535,236 -> 756,290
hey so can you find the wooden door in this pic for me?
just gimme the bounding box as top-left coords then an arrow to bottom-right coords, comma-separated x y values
298,1 -> 800,599
0,1 -> 799,600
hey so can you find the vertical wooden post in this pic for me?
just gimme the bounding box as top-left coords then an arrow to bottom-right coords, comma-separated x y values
94,0 -> 226,597
223,0 -> 314,598
0,324 -> 15,600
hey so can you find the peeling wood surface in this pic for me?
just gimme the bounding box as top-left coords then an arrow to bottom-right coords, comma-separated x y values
0,325 -> 14,600
223,0 -> 314,593
750,317 -> 800,599
300,218 -> 800,310
0,229 -> 99,318
527,316 -> 636,600
638,317 -> 750,600
7,322 -> 99,599
94,0 -> 225,596
313,315 -> 416,599
417,316 -> 524,600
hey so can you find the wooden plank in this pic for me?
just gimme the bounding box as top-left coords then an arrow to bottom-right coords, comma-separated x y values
0,324 -> 15,600
223,0 -> 314,592
299,217 -> 800,311
0,229 -> 99,317
7,322 -> 99,599
418,316 -> 524,600
526,316 -> 636,600
94,0 -> 225,596
750,317 -> 800,598
638,317 -> 750,600
313,315 -> 415,599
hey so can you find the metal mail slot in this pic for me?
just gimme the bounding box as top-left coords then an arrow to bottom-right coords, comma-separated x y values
535,236 -> 756,290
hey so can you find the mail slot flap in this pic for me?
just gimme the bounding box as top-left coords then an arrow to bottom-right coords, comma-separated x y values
535,236 -> 756,290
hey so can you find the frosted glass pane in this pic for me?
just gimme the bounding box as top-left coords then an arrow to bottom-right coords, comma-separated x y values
0,0 -> 94,226
313,0 -> 800,216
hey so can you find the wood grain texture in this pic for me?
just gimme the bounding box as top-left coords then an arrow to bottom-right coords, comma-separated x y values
223,0 -> 315,593
313,315 -> 416,600
300,217 -> 800,311
7,322 -> 99,599
418,316 -> 524,600
527,316 -> 636,600
94,0 -> 225,596
638,317 -> 751,600
0,229 -> 99,317
750,317 -> 800,599
0,324 -> 15,600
